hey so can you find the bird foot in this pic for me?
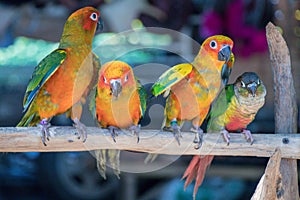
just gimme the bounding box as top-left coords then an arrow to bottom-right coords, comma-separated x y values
190,126 -> 204,149
129,125 -> 140,143
73,118 -> 87,143
173,128 -> 182,146
242,129 -> 254,145
108,126 -> 119,142
163,122 -> 182,145
171,123 -> 182,145
38,119 -> 51,146
221,129 -> 230,145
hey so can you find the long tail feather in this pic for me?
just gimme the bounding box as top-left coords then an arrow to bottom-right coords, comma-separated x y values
193,155 -> 214,198
144,153 -> 158,164
182,155 -> 214,198
95,149 -> 107,179
182,155 -> 200,189
108,149 -> 120,179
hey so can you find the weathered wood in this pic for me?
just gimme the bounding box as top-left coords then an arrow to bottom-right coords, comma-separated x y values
266,23 -> 298,133
0,127 -> 299,159
266,22 -> 299,200
251,148 -> 283,200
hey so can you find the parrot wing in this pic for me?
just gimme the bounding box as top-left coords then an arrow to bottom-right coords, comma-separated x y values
151,63 -> 193,96
23,49 -> 67,112
136,79 -> 147,117
91,53 -> 102,85
86,53 -> 101,116
206,84 -> 234,129
89,86 -> 98,120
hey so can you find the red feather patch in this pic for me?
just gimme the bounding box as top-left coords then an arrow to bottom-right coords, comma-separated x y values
83,19 -> 93,30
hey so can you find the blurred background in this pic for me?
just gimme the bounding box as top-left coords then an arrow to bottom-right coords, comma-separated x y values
0,0 -> 299,199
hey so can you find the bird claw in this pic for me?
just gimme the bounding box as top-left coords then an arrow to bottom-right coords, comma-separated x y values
173,129 -> 182,145
38,119 -> 51,146
221,129 -> 230,145
129,125 -> 140,143
108,126 -> 119,142
242,129 -> 254,145
171,123 -> 182,145
163,123 -> 182,145
190,126 -> 204,149
73,118 -> 87,143
162,126 -> 172,132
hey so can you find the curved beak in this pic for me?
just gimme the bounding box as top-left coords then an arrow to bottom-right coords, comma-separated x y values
110,79 -> 122,99
221,63 -> 232,85
218,45 -> 231,62
247,82 -> 257,97
97,17 -> 104,31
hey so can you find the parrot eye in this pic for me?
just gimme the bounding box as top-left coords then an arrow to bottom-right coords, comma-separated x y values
241,81 -> 246,88
90,12 -> 98,21
209,40 -> 217,49
103,76 -> 108,84
124,74 -> 129,82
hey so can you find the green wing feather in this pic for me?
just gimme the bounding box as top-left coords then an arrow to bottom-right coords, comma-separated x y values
151,63 -> 193,96
23,49 -> 67,112
137,79 -> 147,117
89,87 -> 98,119
92,53 -> 101,72
88,53 -> 101,119
206,84 -> 235,129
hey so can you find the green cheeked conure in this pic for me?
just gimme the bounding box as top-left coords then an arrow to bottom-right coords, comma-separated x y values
182,72 -> 266,199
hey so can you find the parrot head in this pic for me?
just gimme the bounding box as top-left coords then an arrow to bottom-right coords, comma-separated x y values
235,72 -> 266,98
201,35 -> 233,63
98,61 -> 135,99
199,35 -> 234,85
60,7 -> 103,47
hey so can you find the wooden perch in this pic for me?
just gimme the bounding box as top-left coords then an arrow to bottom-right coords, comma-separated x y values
0,127 -> 299,159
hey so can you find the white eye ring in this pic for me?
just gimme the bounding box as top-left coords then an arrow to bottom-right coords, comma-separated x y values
124,74 -> 129,82
90,12 -> 98,21
103,76 -> 108,84
209,40 -> 217,49
241,81 -> 246,88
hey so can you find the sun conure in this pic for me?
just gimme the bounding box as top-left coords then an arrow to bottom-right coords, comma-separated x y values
151,35 -> 234,147
182,72 -> 266,199
17,7 -> 103,145
90,61 -> 147,178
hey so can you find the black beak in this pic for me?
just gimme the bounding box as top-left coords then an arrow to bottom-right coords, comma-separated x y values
218,45 -> 231,62
110,79 -> 122,98
97,17 -> 104,31
221,63 -> 232,85
247,83 -> 257,97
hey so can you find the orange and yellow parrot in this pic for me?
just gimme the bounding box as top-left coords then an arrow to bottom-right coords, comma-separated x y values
90,61 -> 147,178
152,35 -> 234,147
182,72 -> 266,199
17,7 -> 103,145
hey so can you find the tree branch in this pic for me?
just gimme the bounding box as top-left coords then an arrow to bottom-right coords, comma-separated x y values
0,127 -> 299,159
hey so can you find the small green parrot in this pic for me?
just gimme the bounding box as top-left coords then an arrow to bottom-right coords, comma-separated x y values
90,61 -> 147,178
151,35 -> 234,147
17,7 -> 103,145
182,72 -> 267,199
